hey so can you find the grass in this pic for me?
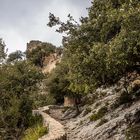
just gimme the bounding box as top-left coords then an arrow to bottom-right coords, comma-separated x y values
126,124 -> 140,140
83,107 -> 92,116
90,106 -> 108,121
96,118 -> 108,127
21,115 -> 48,140
22,123 -> 48,140
112,91 -> 133,109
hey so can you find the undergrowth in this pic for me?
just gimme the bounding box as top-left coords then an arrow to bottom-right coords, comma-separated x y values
90,106 -> 108,121
21,115 -> 48,140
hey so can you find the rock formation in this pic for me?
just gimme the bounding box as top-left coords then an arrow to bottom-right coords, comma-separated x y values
27,40 -> 62,74
27,40 -> 42,52
42,53 -> 61,74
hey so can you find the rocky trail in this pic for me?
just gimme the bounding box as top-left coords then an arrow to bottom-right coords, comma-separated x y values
33,105 -> 75,140
47,107 -> 78,140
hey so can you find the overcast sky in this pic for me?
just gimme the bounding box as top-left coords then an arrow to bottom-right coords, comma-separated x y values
0,0 -> 91,53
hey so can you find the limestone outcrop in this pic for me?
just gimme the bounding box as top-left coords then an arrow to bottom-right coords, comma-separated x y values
42,53 -> 61,74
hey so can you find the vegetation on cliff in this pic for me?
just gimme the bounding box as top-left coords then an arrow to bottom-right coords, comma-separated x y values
47,0 -> 140,98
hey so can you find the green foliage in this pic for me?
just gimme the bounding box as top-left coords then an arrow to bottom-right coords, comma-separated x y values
96,118 -> 108,127
21,115 -> 48,140
48,0 -> 140,95
0,38 -> 6,62
26,42 -> 56,67
22,125 -> 47,140
118,91 -> 133,105
0,61 -> 43,139
32,94 -> 56,108
126,124 -> 140,140
114,83 -> 140,109
46,62 -> 73,104
7,50 -> 24,62
90,106 -> 108,121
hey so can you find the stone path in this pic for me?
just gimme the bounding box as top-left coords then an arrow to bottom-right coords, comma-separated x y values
33,106 -> 67,140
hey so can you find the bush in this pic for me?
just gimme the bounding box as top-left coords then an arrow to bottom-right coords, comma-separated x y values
126,124 -> 140,140
83,107 -> 92,116
0,61 -> 43,139
21,115 -> 48,140
118,91 -> 132,105
21,124 -> 48,140
32,94 -> 56,109
131,80 -> 140,98
90,106 -> 108,121
46,63 -> 72,104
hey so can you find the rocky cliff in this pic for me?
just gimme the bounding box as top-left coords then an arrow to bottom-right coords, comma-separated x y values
27,40 -> 62,74
42,53 -> 61,74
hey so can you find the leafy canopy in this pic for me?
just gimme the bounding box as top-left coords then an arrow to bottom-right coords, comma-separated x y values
0,61 -> 43,139
48,0 -> 140,95
26,42 -> 56,68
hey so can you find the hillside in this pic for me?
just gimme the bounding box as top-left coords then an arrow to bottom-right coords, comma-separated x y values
35,71 -> 140,140
0,0 -> 140,140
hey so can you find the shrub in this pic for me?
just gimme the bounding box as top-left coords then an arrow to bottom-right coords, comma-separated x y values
126,124 -> 140,140
115,91 -> 133,108
83,107 -> 92,116
131,80 -> 140,97
26,41 -> 56,68
0,61 -> 43,139
21,115 -> 48,140
21,124 -> 48,140
96,118 -> 108,127
90,106 -> 108,121
32,94 -> 56,109
118,91 -> 132,105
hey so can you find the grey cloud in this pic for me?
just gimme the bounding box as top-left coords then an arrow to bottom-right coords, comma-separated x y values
0,0 -> 91,53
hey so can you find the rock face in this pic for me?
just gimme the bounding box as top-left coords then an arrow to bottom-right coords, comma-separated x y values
42,53 -> 61,74
27,40 -> 62,74
64,96 -> 76,107
26,40 -> 62,96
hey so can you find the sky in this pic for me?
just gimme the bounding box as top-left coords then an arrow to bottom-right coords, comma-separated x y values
0,0 -> 91,53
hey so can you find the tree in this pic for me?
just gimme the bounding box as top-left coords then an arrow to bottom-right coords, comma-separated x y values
46,61 -> 70,104
0,61 -> 43,139
47,0 -> 140,95
7,50 -> 24,63
46,60 -> 81,114
0,38 -> 7,63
